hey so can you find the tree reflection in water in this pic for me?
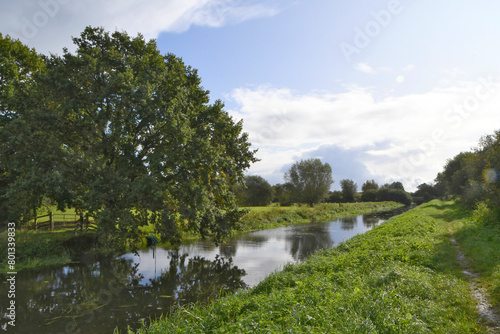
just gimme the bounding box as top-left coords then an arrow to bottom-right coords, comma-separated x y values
0,252 -> 246,334
286,224 -> 334,261
362,214 -> 383,228
341,217 -> 356,230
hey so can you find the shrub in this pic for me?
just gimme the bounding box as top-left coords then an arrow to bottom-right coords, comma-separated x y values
472,201 -> 499,225
361,189 -> 378,202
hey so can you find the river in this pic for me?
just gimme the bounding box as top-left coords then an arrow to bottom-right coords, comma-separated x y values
0,206 -> 410,333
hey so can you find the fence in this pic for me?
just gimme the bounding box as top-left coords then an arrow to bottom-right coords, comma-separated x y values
32,212 -> 96,231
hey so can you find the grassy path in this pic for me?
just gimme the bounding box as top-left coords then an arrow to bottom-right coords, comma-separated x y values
133,200 -> 497,333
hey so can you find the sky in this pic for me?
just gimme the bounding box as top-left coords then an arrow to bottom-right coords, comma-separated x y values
2,0 -> 500,191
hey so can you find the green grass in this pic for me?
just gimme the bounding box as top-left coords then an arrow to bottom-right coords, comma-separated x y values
238,202 -> 404,232
0,229 -> 73,272
132,200 -> 487,333
451,202 -> 500,310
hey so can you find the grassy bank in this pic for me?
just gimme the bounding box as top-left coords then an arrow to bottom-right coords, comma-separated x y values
237,201 -> 404,232
133,200 -> 490,333
0,202 -> 402,274
0,229 -> 73,272
451,202 -> 500,310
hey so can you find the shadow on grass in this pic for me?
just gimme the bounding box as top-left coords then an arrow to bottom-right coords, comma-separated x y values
454,221 -> 500,309
426,201 -> 470,223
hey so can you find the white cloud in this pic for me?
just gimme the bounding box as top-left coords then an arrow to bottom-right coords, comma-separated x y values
1,0 -> 282,54
355,62 -> 374,74
228,78 -> 500,191
402,64 -> 415,71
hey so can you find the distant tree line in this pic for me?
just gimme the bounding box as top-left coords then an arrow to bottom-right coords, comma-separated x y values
234,158 -> 414,207
234,130 -> 500,209
234,158 -> 333,207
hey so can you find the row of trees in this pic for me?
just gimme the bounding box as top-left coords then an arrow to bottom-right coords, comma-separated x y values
434,130 -> 499,207
0,28 -> 257,245
326,180 -> 412,205
236,131 -> 500,208
234,159 -> 333,207
234,159 -> 414,206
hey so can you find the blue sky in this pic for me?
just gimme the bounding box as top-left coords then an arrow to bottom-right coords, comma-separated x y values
2,0 -> 500,191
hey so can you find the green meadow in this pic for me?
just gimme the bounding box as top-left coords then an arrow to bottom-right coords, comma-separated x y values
133,200 -> 498,333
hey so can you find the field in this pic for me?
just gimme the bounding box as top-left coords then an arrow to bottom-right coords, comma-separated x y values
133,200 -> 497,333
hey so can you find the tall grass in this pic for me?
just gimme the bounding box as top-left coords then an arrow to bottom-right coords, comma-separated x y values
133,200 -> 486,333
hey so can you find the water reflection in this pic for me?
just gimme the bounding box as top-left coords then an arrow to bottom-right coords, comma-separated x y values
341,216 -> 356,230
285,224 -> 334,261
0,206 -> 410,334
0,253 -> 246,334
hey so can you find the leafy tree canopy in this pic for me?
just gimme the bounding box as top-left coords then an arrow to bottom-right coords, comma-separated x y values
340,179 -> 357,203
235,175 -> 273,206
361,179 -> 379,192
0,27 -> 257,245
0,34 -> 46,226
284,158 -> 333,206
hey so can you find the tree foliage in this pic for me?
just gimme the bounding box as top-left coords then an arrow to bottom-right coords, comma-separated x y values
340,179 -> 357,203
381,181 -> 405,191
272,183 -> 294,206
235,175 -> 273,206
435,130 -> 500,208
284,158 -> 333,206
0,34 -> 46,226
376,188 -> 412,205
0,28 -> 257,244
325,190 -> 343,203
361,179 -> 379,192
360,189 -> 378,202
360,187 -> 412,205
413,183 -> 437,203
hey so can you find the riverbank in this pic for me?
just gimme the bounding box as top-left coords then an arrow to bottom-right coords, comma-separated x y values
237,201 -> 404,233
0,202 -> 402,274
134,200 -> 497,333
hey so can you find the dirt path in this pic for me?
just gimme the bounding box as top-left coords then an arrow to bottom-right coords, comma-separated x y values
450,236 -> 500,333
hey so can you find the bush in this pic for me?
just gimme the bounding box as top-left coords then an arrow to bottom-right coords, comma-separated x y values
361,189 -> 378,202
461,182 -> 487,208
374,188 -> 412,205
472,202 -> 500,225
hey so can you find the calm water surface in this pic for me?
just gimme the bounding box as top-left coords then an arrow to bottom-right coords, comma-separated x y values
0,207 -> 409,333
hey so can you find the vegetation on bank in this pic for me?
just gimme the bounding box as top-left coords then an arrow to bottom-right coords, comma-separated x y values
0,202 -> 402,273
237,201 -> 404,233
452,202 -> 500,310
132,200 -> 494,333
0,230 -> 72,272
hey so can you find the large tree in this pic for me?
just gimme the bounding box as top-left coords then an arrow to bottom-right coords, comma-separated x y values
340,179 -> 357,203
2,27 -> 257,244
284,158 -> 333,206
0,34 -> 47,227
361,179 -> 379,192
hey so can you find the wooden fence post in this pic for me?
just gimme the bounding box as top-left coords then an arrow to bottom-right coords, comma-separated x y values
33,207 -> 37,230
49,211 -> 54,231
